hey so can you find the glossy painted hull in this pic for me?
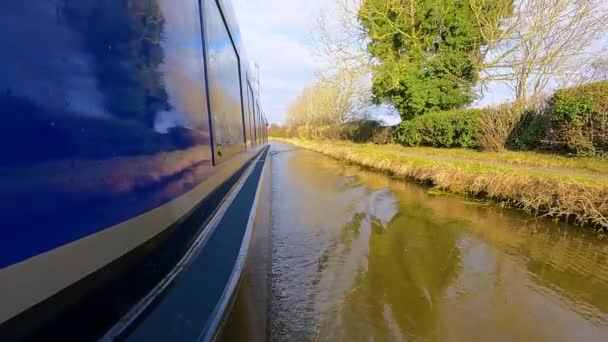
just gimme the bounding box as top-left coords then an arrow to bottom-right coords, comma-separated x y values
0,0 -> 267,338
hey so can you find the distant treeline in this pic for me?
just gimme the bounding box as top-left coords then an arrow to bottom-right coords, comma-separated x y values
269,120 -> 391,145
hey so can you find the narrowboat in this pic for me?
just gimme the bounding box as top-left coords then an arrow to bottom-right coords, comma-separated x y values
0,0 -> 270,340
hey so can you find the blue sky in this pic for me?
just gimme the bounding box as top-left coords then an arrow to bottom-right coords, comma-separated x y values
233,0 -> 326,124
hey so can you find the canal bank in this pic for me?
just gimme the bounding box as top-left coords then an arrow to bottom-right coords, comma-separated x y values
261,141 -> 608,341
273,138 -> 608,231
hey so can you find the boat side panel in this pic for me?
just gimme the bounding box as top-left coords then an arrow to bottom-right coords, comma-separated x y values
0,0 -> 269,330
0,148 -> 263,326
0,0 -> 214,268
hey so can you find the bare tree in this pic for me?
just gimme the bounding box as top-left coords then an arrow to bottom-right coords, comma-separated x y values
323,68 -> 373,123
472,0 -> 608,104
314,0 -> 371,75
286,69 -> 372,128
313,0 -> 405,124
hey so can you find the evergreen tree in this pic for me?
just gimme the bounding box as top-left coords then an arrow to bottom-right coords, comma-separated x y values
359,0 -> 509,119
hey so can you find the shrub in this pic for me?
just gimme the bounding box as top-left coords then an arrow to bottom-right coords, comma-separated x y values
342,120 -> 382,142
544,80 -> 608,156
392,120 -> 422,145
318,125 -> 347,140
268,124 -> 288,138
477,104 -> 524,151
392,109 -> 483,148
283,120 -> 386,142
371,126 -> 391,144
295,125 -> 346,140
509,109 -> 550,151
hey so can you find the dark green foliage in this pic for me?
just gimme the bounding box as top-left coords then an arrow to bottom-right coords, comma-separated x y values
359,0 -> 510,119
392,109 -> 483,148
507,80 -> 608,156
543,81 -> 608,156
391,81 -> 608,154
509,110 -> 549,151
551,95 -> 593,124
342,120 -> 383,142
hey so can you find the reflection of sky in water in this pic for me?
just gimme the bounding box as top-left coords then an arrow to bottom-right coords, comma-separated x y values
358,188 -> 398,225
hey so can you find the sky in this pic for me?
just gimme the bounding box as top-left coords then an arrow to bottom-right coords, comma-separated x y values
232,0 -> 327,124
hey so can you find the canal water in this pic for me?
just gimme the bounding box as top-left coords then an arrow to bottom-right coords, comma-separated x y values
228,142 -> 608,341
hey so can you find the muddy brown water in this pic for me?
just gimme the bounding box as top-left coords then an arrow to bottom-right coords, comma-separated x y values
225,142 -> 608,342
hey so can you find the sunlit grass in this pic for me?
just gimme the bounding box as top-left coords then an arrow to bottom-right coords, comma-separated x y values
315,140 -> 608,175
273,138 -> 608,229
394,146 -> 608,174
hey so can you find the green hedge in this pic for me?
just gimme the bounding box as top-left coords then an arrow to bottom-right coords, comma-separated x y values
509,109 -> 548,151
544,80 -> 608,156
392,109 -> 484,148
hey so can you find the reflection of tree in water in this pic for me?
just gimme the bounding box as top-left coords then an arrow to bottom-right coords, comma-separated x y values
63,0 -> 169,127
329,201 -> 462,341
338,213 -> 364,254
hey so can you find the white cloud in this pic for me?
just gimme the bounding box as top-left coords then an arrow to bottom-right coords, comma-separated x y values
233,0 -> 326,124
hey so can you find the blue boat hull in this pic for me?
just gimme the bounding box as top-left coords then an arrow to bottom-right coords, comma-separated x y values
0,0 -> 268,339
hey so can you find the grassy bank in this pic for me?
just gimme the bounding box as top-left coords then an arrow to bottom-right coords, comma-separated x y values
273,138 -> 608,230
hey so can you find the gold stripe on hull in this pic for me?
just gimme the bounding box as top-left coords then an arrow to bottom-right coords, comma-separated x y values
0,147 -> 264,325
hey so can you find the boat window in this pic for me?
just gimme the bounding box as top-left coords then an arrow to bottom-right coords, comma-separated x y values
203,0 -> 244,162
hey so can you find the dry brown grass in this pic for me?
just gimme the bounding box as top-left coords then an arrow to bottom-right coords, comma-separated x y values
477,104 -> 523,151
275,138 -> 608,230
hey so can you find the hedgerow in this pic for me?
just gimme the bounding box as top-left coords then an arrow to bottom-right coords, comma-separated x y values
543,80 -> 608,156
392,109 -> 483,148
